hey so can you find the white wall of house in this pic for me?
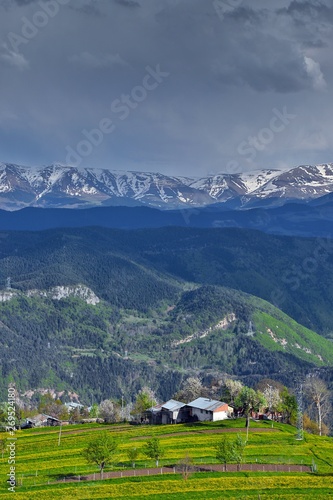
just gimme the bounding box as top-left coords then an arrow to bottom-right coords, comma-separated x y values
212,410 -> 229,422
191,408 -> 213,421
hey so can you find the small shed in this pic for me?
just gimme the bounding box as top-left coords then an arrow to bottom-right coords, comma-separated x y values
160,399 -> 186,424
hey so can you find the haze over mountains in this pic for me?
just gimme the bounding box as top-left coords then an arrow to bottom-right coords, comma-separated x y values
1,162 -> 333,211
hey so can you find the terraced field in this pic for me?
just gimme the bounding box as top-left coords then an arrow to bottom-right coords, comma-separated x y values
0,419 -> 332,498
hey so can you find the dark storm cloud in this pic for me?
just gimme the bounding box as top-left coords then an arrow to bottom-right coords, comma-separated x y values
279,0 -> 333,20
0,0 -> 332,176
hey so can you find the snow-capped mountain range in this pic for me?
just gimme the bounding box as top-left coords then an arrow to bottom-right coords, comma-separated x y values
1,162 -> 333,210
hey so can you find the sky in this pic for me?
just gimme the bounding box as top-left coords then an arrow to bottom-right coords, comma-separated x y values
0,0 -> 333,177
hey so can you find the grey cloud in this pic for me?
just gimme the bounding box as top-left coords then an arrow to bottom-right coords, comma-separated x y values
0,0 -> 332,176
277,1 -> 333,31
69,52 -> 129,69
11,0 -> 36,5
0,43 -> 29,70
114,0 -> 140,8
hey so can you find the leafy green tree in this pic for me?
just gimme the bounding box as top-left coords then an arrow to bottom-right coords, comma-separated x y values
143,437 -> 164,467
89,403 -> 99,418
82,432 -> 118,478
215,436 -> 234,472
132,388 -> 157,420
232,434 -> 246,471
127,447 -> 139,468
235,386 -> 266,441
38,393 -> 55,413
280,388 -> 297,424
69,408 -> 81,424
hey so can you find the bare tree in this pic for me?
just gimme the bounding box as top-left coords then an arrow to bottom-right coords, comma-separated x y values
99,400 -> 121,424
304,376 -> 330,436
178,453 -> 194,481
174,377 -> 207,403
222,379 -> 244,405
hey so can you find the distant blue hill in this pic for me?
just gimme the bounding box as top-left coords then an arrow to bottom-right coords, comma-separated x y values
0,193 -> 332,238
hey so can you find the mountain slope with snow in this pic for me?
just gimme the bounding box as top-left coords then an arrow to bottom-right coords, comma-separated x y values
1,162 -> 333,210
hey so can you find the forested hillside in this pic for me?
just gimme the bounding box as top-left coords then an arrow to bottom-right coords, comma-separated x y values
0,281 -> 332,403
0,227 -> 333,335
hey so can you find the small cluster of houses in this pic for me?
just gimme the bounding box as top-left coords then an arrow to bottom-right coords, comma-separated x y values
21,398 -> 235,429
22,402 -> 85,428
145,397 -> 234,425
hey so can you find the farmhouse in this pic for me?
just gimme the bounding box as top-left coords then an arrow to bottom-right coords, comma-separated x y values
146,399 -> 186,424
24,414 -> 63,427
160,399 -> 187,424
146,397 -> 232,424
186,397 -> 232,422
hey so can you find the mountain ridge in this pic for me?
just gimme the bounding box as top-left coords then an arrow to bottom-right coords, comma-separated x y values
1,162 -> 333,210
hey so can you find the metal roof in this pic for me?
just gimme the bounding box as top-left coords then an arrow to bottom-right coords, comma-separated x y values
161,399 -> 185,411
186,397 -> 227,412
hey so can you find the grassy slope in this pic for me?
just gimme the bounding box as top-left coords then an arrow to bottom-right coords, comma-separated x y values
248,296 -> 333,366
0,420 -> 332,498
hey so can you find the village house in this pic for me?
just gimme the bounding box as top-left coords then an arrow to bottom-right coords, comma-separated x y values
146,400 -> 186,424
146,397 -> 233,424
185,398 -> 232,422
160,399 -> 187,424
24,414 -> 64,428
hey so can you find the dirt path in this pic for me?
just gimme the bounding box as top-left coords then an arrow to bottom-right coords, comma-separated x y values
57,463 -> 311,483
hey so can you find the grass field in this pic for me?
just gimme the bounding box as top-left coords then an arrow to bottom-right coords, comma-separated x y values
0,419 -> 332,499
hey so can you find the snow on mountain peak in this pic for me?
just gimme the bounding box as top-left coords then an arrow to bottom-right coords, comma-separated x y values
0,162 -> 333,210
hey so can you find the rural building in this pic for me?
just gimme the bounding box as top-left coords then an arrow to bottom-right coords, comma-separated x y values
146,397 -> 232,424
146,400 -> 186,424
24,414 -> 63,427
65,402 -> 84,412
186,398 -> 231,422
160,399 -> 187,424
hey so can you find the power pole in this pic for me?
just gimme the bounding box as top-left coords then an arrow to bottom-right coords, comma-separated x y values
296,384 -> 304,441
267,384 -> 274,428
246,321 -> 254,337
58,421 -> 63,446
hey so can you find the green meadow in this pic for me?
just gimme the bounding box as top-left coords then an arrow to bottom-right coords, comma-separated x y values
0,419 -> 332,499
